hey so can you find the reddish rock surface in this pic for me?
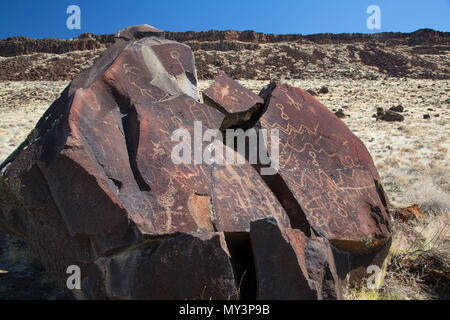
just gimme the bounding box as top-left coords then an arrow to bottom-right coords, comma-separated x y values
202,70 -> 264,129
0,25 -> 392,300
394,204 -> 426,222
255,82 -> 392,285
250,217 -> 341,299
88,232 -> 239,300
258,82 -> 391,250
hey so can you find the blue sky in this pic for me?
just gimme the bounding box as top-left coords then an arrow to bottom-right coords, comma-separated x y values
0,0 -> 449,39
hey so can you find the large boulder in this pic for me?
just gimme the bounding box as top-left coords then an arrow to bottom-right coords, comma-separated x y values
257,81 -> 392,283
258,81 -> 391,250
0,25 -> 391,300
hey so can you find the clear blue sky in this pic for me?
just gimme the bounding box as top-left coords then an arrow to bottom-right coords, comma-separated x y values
0,0 -> 449,39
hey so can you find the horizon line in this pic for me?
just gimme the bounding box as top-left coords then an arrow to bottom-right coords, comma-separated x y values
2,27 -> 449,41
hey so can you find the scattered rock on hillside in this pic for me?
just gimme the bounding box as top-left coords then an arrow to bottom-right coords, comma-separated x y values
334,109 -> 346,118
376,109 -> 405,122
375,107 -> 385,117
318,86 -> 329,94
202,70 -> 264,129
383,110 -> 405,122
394,204 -> 426,222
389,105 -> 404,112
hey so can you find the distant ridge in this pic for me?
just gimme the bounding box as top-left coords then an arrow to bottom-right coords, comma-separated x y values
1,28 -> 449,57
0,28 -> 448,81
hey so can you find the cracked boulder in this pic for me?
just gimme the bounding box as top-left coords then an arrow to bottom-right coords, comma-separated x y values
202,70 -> 264,129
0,25 -> 391,300
250,217 -> 342,299
258,82 -> 392,283
258,82 -> 391,248
0,25 -> 288,299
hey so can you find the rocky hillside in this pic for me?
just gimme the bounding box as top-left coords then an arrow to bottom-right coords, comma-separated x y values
0,28 -> 449,81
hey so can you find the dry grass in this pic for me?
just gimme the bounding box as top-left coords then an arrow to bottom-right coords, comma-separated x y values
345,165 -> 449,300
345,214 -> 449,300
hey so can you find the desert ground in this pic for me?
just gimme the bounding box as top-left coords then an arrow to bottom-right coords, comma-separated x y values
0,78 -> 449,299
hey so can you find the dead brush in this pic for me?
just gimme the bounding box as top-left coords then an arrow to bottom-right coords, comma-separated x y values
345,206 -> 449,300
384,211 -> 449,299
386,247 -> 449,299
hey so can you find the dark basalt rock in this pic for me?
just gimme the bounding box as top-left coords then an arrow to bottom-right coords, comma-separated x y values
202,70 -> 264,129
115,24 -> 165,40
258,82 -> 391,248
250,217 -> 342,300
0,25 -> 392,300
389,105 -> 404,113
334,109 -> 346,118
378,110 -> 405,122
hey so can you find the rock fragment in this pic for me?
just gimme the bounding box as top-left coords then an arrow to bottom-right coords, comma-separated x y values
394,204 -> 426,222
381,110 -> 405,122
375,109 -> 404,122
88,232 -> 239,300
250,217 -> 342,300
318,86 -> 329,94
202,70 -> 264,129
257,82 -> 391,284
334,109 -> 346,118
389,105 -> 404,112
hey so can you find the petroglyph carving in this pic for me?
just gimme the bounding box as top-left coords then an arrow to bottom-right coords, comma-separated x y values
0,25 -> 391,300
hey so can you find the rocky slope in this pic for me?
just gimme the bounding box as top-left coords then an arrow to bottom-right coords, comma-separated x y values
0,29 -> 449,81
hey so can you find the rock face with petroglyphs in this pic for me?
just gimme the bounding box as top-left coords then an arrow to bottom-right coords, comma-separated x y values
0,25 -> 391,300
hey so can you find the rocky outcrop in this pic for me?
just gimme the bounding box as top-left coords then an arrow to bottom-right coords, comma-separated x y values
394,204 -> 426,222
202,70 -> 264,129
1,27 -> 449,81
375,109 -> 405,122
258,82 -> 391,248
2,28 -> 448,58
407,29 -> 449,46
0,25 -> 392,300
0,34 -> 113,57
